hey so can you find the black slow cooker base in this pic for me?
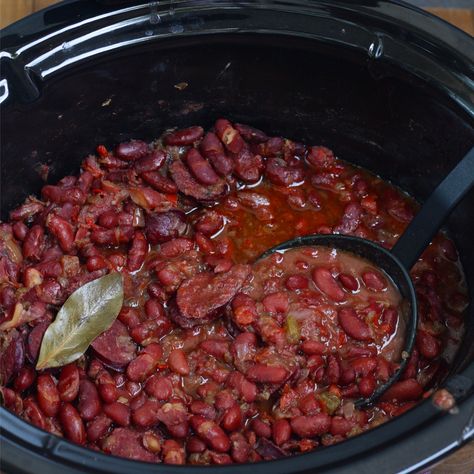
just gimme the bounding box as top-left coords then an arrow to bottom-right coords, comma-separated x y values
1,2 -> 473,473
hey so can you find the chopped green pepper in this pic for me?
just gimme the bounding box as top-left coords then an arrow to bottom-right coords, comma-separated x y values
285,315 -> 300,344
319,391 -> 341,415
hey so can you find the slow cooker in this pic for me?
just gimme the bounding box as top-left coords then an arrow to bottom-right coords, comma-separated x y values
1,1 -> 473,473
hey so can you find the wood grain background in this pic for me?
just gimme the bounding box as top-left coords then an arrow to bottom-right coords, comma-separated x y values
0,1 -> 473,473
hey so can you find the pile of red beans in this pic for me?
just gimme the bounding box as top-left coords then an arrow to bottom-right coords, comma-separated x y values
0,119 -> 468,464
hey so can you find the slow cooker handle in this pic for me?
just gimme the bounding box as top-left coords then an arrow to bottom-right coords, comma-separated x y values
391,146 -> 474,269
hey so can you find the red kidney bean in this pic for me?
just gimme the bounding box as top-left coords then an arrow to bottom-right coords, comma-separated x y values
185,148 -> 220,185
126,231 -> 148,272
23,397 -> 46,429
26,321 -> 49,363
36,374 -> 60,417
187,436 -> 207,454
132,399 -> 161,428
340,366 -> 356,385
130,317 -> 172,346
194,232 -> 215,255
168,349 -> 190,375
338,307 -> 372,341
144,298 -> 165,320
312,267 -> 345,302
358,375 -> 376,397
246,364 -> 288,384
210,153 -> 234,177
162,439 -> 185,464
195,211 -> 224,236
134,150 -> 166,174
103,402 -> 130,426
338,273 -> 359,292
10,201 -> 44,221
262,292 -> 289,314
141,171 -> 178,194
13,366 -> 36,392
230,432 -> 250,463
226,372 -> 257,403
307,146 -> 336,169
232,148 -> 264,183
265,158 -> 304,187
167,421 -> 189,439
351,357 -> 378,377
416,330 -> 440,359
215,390 -> 235,412
91,226 -> 134,245
126,343 -> 163,382
2,387 -> 23,414
285,274 -> 309,290
47,215 -> 74,252
380,379 -> 423,402
327,354 -> 341,384
86,414 -> 112,442
200,339 -> 229,361
97,370 -> 118,403
164,126 -> 204,146
362,271 -> 387,291
142,431 -> 162,453
58,364 -> 80,402
190,400 -> 216,420
115,140 -> 149,160
200,131 -> 224,158
78,379 -> 101,421
42,185 -> 86,205
300,340 -> 326,355
191,415 -> 231,453
272,419 -> 291,446
250,418 -> 272,438
23,225 -> 45,261
221,404 -> 243,432
99,155 -> 128,169
208,452 -> 233,464
299,394 -> 320,415
59,403 -> 86,445
290,413 -> 331,437
258,136 -> 284,157
334,202 -> 362,235
235,123 -> 268,143
98,210 -> 119,228
12,221 -> 28,241
215,119 -> 245,154
330,416 -> 354,436
118,306 -> 141,329
145,210 -> 187,245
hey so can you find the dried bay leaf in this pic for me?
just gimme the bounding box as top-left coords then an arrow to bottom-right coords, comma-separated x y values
36,272 -> 123,370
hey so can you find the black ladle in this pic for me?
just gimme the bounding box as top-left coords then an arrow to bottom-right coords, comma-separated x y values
260,147 -> 474,407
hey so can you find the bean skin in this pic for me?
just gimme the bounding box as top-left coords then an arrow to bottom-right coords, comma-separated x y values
58,364 -> 80,402
164,126 -> 204,146
185,148 -> 220,185
36,374 -> 60,417
190,415 -> 231,453
59,403 -> 86,445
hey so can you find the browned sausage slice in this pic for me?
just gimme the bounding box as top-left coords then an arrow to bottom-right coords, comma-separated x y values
176,264 -> 251,324
91,320 -> 137,369
101,427 -> 157,462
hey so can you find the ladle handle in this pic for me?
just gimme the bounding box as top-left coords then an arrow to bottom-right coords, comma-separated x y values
391,147 -> 474,270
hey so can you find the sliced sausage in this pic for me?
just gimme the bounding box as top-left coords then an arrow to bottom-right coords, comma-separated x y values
175,264 -> 251,325
101,427 -> 157,462
91,320 -> 137,369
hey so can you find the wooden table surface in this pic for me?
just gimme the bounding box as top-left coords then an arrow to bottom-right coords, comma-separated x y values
0,1 -> 473,473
